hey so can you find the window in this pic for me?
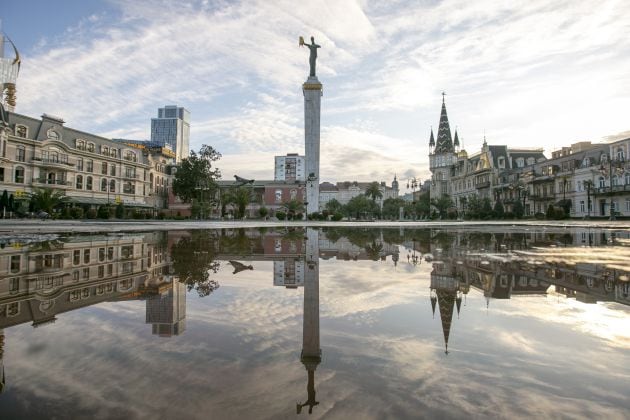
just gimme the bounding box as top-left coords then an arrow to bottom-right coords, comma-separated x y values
76,175 -> 83,189
577,180 -> 582,192
580,201 -> 585,212
101,178 -> 107,192
15,167 -> 25,183
599,177 -> 605,188
527,157 -> 535,165
0,167 -> 4,182
601,154 -> 608,163
626,199 -> 630,212
102,146 -> 109,155
516,157 -> 524,168
10,255 -> 20,272
275,189 -> 282,203
87,160 -> 93,172
110,148 -> 117,158
617,147 -> 625,161
98,265 -> 104,278
123,182 -> 135,194
87,142 -> 95,152
626,173 -> 630,185
73,250 -> 81,265
77,158 -> 84,171
83,249 -> 90,264
124,150 -> 137,162
83,267 -> 89,279
109,179 -> 115,192
498,156 -> 505,169
16,145 -> 25,162
121,245 -> 133,259
76,139 -> 85,150
99,248 -> 105,262
613,176 -> 619,187
10,278 -> 19,293
86,176 -> 93,190
110,164 -> 116,176
16,124 -> 27,137
102,162 -> 108,174
73,270 -> 80,281
107,264 -> 113,275
107,247 -> 114,260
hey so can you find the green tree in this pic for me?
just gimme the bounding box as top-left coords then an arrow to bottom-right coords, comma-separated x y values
431,194 -> 454,219
466,195 -> 482,219
282,199 -> 305,220
171,231 -> 221,297
365,182 -> 383,202
344,195 -> 380,219
172,145 -> 222,204
481,197 -> 493,219
382,197 -> 406,219
258,206 -> 269,219
116,202 -> 125,219
229,187 -> 252,219
325,198 -> 343,214
0,190 -> 8,217
513,199 -> 524,219
29,188 -> 68,214
493,200 -> 505,219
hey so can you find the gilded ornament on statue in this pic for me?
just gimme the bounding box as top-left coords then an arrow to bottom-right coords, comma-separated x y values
299,36 -> 305,46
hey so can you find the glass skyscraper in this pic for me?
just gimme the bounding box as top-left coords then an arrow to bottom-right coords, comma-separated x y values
150,105 -> 190,162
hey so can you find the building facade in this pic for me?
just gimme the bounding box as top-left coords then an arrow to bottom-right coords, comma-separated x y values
0,111 -> 176,214
275,153 -> 306,181
151,105 -> 190,163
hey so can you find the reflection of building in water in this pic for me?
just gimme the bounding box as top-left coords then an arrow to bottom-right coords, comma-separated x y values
146,277 -> 186,337
274,260 -> 305,288
0,232 -> 182,390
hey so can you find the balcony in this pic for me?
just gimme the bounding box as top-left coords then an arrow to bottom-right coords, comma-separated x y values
475,181 -> 491,189
35,178 -> 71,186
123,173 -> 139,180
594,184 -> 630,195
32,155 -> 74,167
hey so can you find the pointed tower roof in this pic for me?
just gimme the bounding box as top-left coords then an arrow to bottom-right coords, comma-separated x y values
453,130 -> 460,148
429,127 -> 435,148
435,93 -> 454,153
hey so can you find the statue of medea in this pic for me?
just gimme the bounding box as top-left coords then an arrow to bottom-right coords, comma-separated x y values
299,36 -> 321,77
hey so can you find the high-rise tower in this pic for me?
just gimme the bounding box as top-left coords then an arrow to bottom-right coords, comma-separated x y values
150,105 -> 190,163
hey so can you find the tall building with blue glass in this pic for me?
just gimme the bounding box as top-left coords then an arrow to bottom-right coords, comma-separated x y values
150,105 -> 190,162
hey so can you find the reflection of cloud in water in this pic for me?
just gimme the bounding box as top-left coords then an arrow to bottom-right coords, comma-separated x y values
2,255 -> 630,418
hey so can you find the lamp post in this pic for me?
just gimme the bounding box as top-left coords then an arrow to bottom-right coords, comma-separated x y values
407,177 -> 418,220
599,156 -> 625,221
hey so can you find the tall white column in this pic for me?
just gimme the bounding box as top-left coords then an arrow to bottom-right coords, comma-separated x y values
303,76 -> 322,215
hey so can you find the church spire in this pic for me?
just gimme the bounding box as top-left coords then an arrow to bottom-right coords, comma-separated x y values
453,129 -> 460,149
434,93 -> 453,153
429,127 -> 435,148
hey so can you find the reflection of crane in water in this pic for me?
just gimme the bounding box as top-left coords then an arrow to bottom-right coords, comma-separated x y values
228,260 -> 253,274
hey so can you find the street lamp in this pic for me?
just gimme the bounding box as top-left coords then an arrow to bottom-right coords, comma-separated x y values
599,156 -> 625,221
407,177 -> 419,220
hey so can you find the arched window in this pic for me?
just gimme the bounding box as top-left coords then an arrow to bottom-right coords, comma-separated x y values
109,179 -> 115,192
599,177 -> 605,188
87,142 -> 95,152
87,159 -> 93,172
76,139 -> 86,150
50,151 -> 59,163
76,174 -> 83,189
101,178 -> 107,191
110,148 -> 117,157
86,176 -> 93,190
102,162 -> 108,175
14,166 -> 25,183
102,146 -> 109,155
48,172 -> 56,185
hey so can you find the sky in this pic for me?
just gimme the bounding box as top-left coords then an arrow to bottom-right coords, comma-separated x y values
2,0 -> 630,188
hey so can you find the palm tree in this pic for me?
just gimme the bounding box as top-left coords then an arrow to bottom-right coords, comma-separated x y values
229,187 -> 252,219
282,199 -> 305,220
365,182 -> 383,202
30,188 -> 69,214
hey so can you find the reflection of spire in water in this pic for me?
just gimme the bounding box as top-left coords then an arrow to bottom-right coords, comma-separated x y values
297,228 -> 321,414
430,292 -> 437,319
437,290 -> 456,354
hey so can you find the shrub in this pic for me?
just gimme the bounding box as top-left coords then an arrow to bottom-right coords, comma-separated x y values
308,212 -> 320,220
554,208 -> 565,220
97,206 -> 111,219
115,203 -> 125,219
132,210 -> 144,219
296,212 -> 303,220
86,208 -> 97,219
70,207 -> 84,219
332,212 -> 343,221
258,207 -> 269,218
535,212 -> 545,220
546,204 -> 556,220
276,211 -> 286,220
60,207 -> 72,219
158,212 -> 166,220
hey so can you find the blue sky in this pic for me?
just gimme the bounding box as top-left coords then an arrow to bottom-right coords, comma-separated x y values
2,0 -> 630,186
